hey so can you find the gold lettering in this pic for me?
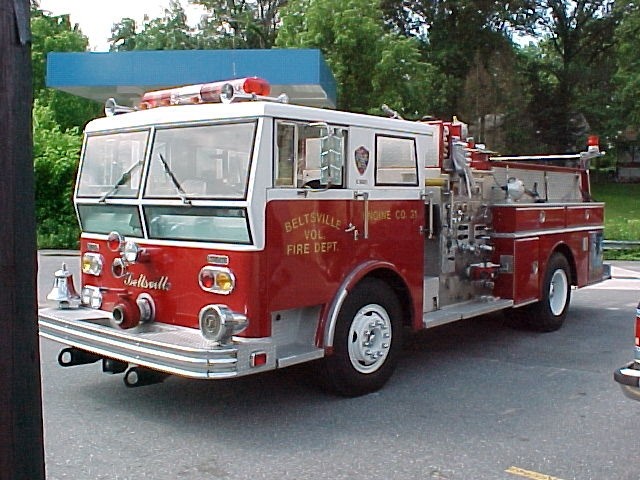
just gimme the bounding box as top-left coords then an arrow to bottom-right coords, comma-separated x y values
122,273 -> 170,291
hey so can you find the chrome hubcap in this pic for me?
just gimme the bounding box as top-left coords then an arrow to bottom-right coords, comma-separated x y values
347,304 -> 392,374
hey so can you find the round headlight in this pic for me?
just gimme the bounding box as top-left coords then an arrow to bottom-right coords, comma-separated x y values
112,257 -> 127,278
107,231 -> 124,252
81,253 -> 104,276
81,286 -> 102,309
123,240 -> 142,263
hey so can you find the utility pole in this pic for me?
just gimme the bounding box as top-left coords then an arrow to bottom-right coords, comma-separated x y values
0,1 -> 46,479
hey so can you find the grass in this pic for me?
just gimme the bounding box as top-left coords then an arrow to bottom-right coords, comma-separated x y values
591,181 -> 640,260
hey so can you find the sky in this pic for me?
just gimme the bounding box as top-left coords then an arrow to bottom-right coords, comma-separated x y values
38,0 -> 207,51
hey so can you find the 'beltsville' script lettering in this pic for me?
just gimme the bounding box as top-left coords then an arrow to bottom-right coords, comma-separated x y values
123,273 -> 170,291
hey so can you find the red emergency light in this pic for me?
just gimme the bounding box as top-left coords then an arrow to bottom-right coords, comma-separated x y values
139,77 -> 271,109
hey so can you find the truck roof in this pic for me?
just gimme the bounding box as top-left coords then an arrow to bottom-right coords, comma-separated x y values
85,101 -> 437,137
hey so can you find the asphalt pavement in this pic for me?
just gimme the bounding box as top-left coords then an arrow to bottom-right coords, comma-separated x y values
37,253 -> 640,480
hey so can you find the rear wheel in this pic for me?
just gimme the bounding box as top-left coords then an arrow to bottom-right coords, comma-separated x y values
519,253 -> 572,332
321,278 -> 402,397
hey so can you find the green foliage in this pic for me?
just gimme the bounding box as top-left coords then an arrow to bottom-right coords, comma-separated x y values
591,182 -> 640,241
604,248 -> 640,261
30,4 -> 98,248
612,4 -> 640,132
32,101 -> 82,249
110,1 -> 197,51
510,1 -> 623,152
191,0 -> 286,49
30,4 -> 101,130
277,0 -> 444,116
592,181 -> 640,260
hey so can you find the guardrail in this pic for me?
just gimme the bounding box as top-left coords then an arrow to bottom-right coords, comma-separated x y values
604,240 -> 640,250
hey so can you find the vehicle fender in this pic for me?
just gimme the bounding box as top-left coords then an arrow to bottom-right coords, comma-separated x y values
320,260 -> 404,350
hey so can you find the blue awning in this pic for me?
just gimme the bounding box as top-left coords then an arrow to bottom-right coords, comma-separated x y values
46,49 -> 336,108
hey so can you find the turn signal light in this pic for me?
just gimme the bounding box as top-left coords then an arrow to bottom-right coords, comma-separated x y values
199,266 -> 236,295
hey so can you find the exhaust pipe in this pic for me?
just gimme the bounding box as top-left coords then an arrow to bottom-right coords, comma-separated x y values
123,367 -> 169,388
57,347 -> 101,367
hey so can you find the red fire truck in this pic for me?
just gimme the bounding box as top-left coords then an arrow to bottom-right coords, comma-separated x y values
39,77 -> 609,396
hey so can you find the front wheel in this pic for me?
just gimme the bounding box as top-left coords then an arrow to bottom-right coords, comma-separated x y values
320,278 -> 403,397
519,253 -> 572,332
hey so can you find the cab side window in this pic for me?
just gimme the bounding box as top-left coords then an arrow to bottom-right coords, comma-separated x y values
275,120 -> 347,189
375,135 -> 418,186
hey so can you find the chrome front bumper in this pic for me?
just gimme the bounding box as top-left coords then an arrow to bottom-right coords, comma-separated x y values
614,361 -> 640,401
38,307 -> 276,378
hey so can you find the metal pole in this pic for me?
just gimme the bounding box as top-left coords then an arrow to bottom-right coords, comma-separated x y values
0,1 -> 45,479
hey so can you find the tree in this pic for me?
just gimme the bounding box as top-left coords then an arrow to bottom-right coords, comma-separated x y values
30,2 -> 93,247
191,0 -> 286,49
32,101 -> 82,248
512,0 -> 625,151
110,0 -> 197,51
277,0 -> 445,116
612,4 -> 640,131
31,1 -> 100,130
380,0 -> 520,117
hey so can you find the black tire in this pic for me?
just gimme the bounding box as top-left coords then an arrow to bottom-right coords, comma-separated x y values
320,278 -> 403,397
518,253 -> 572,332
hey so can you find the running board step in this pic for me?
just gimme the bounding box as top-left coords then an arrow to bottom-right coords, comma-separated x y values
423,298 -> 514,329
276,343 -> 324,369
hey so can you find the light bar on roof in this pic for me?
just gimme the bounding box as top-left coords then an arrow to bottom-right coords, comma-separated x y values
139,77 -> 271,109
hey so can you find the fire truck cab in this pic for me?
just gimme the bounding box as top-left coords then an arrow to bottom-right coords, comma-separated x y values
39,78 -> 609,396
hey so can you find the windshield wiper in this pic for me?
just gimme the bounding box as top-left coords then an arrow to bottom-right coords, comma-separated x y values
98,160 -> 142,202
158,153 -> 191,205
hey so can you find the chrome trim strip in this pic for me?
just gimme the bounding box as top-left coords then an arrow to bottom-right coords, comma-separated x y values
38,307 -> 275,378
491,225 -> 603,239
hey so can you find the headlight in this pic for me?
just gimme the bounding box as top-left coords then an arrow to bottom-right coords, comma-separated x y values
81,253 -> 104,276
81,286 -> 103,309
112,257 -> 127,278
107,231 -> 124,252
123,240 -> 142,263
199,266 -> 236,294
198,304 -> 248,343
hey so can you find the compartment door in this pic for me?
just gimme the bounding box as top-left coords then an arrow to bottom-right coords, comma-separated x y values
514,237 -> 540,305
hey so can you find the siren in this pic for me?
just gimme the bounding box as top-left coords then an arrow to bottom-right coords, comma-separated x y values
139,77 -> 274,109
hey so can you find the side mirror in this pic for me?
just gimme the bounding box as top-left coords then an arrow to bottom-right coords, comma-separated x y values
320,129 -> 343,186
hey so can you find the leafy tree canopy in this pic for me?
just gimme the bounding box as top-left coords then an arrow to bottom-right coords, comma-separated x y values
31,1 -> 101,130
110,0 -> 197,51
277,0 -> 446,117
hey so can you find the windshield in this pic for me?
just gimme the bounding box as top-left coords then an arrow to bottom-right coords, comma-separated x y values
145,122 -> 256,200
77,131 -> 149,198
145,206 -> 251,244
77,204 -> 143,237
